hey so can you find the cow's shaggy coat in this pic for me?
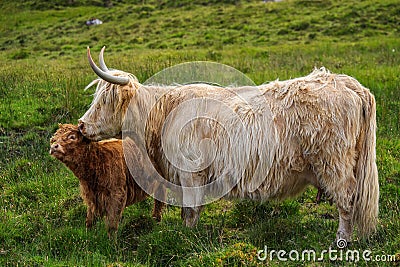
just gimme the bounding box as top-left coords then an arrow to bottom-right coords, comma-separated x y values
78,48 -> 378,244
50,124 -> 164,237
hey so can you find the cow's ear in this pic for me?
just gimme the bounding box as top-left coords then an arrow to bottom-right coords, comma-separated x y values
58,123 -> 62,127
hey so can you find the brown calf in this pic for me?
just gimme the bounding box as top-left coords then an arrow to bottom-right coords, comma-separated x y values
50,124 -> 164,237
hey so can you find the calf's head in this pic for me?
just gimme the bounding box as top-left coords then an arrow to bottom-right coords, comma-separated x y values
50,124 -> 89,163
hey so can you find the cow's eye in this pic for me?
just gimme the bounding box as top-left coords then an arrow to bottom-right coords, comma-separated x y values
68,135 -> 76,140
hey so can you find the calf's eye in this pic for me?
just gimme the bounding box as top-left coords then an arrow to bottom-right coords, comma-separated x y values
68,135 -> 76,140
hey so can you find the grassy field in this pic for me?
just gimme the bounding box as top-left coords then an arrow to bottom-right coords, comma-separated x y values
1,0 -> 399,266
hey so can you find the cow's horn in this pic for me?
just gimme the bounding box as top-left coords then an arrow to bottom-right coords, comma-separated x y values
99,46 -> 109,71
87,47 -> 129,85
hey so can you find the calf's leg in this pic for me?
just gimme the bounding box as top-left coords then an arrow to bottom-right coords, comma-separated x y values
86,205 -> 96,229
105,194 -> 127,239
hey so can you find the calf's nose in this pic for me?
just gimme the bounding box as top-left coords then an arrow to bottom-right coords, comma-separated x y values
49,143 -> 59,154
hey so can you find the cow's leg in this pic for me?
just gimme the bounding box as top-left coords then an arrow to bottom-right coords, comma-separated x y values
151,183 -> 166,222
313,156 -> 356,246
302,168 -> 325,204
181,206 -> 204,227
336,205 -> 353,247
180,171 -> 206,227
334,171 -> 356,247
181,188 -> 204,227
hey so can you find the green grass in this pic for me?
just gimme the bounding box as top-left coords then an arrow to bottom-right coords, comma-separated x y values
1,0 -> 399,266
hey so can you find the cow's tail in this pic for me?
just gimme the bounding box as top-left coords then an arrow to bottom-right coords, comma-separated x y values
351,83 -> 379,238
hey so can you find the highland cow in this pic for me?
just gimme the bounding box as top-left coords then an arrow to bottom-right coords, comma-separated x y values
78,47 -> 379,246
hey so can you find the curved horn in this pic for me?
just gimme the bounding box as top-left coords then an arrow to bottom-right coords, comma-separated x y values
87,47 -> 129,85
99,46 -> 109,71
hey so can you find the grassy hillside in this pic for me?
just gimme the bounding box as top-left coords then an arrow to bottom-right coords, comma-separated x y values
1,0 -> 399,266
1,0 -> 399,59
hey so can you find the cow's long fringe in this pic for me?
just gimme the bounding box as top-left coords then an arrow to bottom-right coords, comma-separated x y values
86,71 -> 139,107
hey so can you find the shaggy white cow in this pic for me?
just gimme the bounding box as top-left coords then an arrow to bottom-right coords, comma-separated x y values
78,47 -> 378,245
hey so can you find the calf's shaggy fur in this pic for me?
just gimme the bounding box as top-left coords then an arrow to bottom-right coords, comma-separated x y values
50,124 -> 164,237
